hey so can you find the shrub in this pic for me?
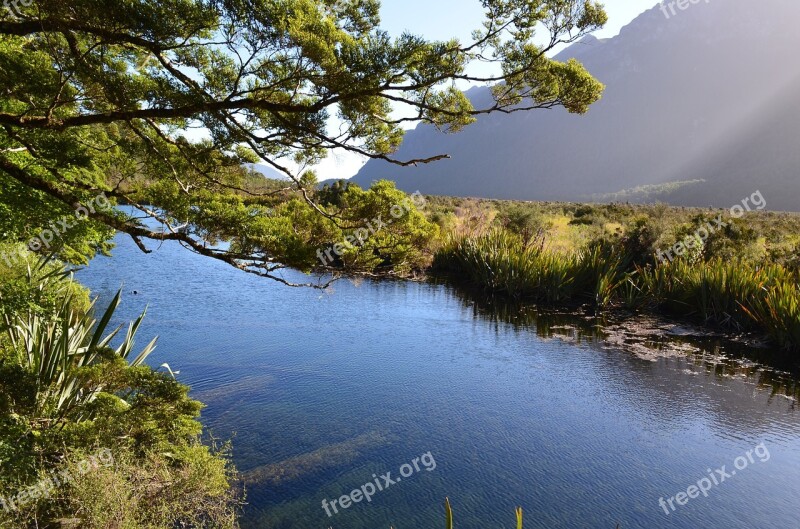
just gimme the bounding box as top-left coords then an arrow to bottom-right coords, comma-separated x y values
0,259 -> 241,528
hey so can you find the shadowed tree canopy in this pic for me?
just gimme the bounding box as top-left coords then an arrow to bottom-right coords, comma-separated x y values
0,0 -> 606,284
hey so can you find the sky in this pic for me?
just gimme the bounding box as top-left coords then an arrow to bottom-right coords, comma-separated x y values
308,0 -> 662,180
379,0 -> 660,51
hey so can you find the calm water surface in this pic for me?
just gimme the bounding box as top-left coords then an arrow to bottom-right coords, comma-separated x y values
77,234 -> 800,529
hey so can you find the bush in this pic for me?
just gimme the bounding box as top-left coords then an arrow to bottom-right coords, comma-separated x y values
0,259 -> 241,528
0,244 -> 91,321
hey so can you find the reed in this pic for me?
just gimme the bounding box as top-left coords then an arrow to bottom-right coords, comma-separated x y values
437,498 -> 619,529
432,230 -> 578,303
433,232 -> 800,352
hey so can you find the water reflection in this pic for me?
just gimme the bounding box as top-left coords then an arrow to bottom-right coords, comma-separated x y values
444,284 -> 800,403
76,237 -> 800,529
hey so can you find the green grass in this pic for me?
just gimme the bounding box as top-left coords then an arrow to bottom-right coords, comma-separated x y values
432,230 -> 579,303
432,231 -> 631,308
423,197 -> 800,272
433,230 -> 800,353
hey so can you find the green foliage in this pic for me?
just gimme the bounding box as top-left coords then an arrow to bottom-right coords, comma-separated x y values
702,218 -> 765,263
0,246 -> 91,321
317,180 -> 354,208
0,178 -> 116,266
327,181 -> 439,272
31,444 -> 240,529
425,197 -> 800,269
589,179 -> 706,202
0,442 -> 240,529
433,230 -> 579,303
0,261 -> 240,528
433,227 -> 800,353
574,240 -> 631,308
434,231 -> 631,308
636,259 -> 764,325
497,204 -> 549,244
0,0 -> 606,280
6,284 -> 157,423
745,280 -> 800,350
636,259 -> 800,349
235,181 -> 439,273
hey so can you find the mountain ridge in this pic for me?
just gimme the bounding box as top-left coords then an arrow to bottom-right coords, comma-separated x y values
351,0 -> 800,211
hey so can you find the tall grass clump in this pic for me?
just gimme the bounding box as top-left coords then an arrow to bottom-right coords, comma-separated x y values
433,232 -> 631,307
432,231 -> 578,303
636,259 -> 766,327
637,259 -> 800,346
573,241 -> 632,308
745,280 -> 800,350
433,230 -> 800,353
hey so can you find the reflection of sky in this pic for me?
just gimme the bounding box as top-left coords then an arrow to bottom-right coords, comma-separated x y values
77,233 -> 800,529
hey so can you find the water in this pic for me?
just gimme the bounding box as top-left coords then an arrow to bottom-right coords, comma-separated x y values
77,234 -> 800,529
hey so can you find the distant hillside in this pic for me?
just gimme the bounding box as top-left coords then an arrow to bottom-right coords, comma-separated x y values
245,163 -> 290,180
352,0 -> 800,211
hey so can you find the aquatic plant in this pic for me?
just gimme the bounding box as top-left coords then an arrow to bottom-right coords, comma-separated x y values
422,498 -> 522,529
432,230 -> 578,303
445,498 -> 522,529
433,231 -> 800,352
439,498 -> 621,529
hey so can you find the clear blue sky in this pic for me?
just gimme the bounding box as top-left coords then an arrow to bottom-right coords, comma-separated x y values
318,0 -> 662,179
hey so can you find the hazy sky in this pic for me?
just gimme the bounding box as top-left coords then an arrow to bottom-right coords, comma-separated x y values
313,0 -> 662,180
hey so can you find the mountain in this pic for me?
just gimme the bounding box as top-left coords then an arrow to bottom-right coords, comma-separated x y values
351,0 -> 800,211
245,163 -> 290,180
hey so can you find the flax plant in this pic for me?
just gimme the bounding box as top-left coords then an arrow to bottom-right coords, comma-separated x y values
5,263 -> 157,423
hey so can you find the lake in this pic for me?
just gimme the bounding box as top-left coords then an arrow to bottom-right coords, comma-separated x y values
77,233 -> 800,529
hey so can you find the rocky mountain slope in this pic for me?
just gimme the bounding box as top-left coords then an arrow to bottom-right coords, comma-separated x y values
351,0 -> 800,211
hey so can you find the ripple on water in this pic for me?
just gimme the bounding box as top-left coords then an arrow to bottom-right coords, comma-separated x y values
77,235 -> 800,529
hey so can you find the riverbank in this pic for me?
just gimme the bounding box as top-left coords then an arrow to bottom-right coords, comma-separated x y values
430,230 -> 800,356
72,236 -> 800,529
316,190 -> 800,357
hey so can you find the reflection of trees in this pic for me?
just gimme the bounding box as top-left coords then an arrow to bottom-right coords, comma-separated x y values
443,282 -> 800,402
